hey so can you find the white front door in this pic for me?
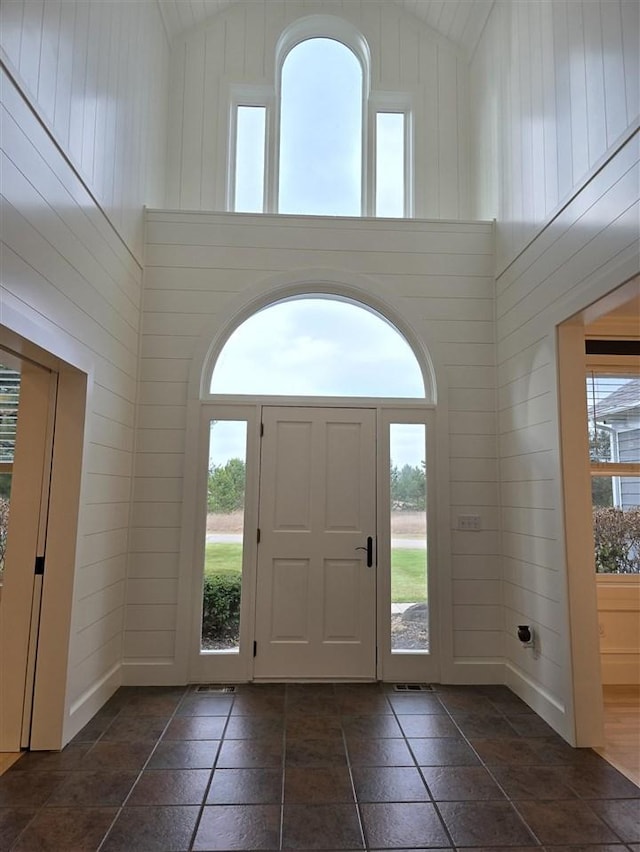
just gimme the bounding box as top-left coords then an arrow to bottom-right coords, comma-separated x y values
254,407 -> 377,679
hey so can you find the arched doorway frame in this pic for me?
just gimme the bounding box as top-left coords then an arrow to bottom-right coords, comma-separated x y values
176,267 -> 453,684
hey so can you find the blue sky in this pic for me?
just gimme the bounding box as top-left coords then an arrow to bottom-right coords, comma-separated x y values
279,38 -> 362,216
210,298 -> 424,399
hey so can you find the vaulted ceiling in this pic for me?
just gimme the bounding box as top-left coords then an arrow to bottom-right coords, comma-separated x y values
157,0 -> 495,58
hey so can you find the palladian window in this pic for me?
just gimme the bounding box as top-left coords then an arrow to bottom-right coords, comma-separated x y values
229,21 -> 411,217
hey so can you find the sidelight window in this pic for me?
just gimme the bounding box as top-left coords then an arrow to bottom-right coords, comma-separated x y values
201,419 -> 248,652
390,423 -> 428,652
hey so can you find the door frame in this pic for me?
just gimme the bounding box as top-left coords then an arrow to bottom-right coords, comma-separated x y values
188,397 -> 439,684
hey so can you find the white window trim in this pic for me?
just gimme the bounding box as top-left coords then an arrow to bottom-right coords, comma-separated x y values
369,91 -> 415,218
226,85 -> 274,214
225,17 -> 414,218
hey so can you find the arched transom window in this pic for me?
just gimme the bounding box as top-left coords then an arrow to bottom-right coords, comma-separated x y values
209,297 -> 426,398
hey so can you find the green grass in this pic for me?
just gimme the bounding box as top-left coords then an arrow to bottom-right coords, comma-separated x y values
204,543 -> 243,577
390,549 -> 427,603
205,543 -> 427,603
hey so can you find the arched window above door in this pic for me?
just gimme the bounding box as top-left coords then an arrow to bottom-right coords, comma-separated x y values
209,296 -> 426,398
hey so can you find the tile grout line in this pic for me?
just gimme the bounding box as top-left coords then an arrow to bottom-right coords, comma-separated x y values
186,686 -> 231,852
96,685 -> 194,852
389,689 -> 459,851
339,689 -> 370,852
433,690 -> 546,847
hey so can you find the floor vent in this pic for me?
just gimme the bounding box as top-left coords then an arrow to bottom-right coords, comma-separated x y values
195,684 -> 236,693
393,683 -> 434,692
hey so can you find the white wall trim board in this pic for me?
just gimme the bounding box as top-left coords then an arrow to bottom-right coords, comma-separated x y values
505,662 -> 571,743
496,123 -> 640,282
0,53 -> 144,271
441,660 -> 505,684
121,661 -> 186,686
64,662 -> 122,744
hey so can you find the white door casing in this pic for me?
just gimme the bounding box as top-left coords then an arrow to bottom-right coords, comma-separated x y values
254,406 -> 377,679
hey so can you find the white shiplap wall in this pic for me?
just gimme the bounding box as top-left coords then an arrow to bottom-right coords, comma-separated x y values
129,211 -> 497,681
0,1 -> 169,742
166,0 -> 471,219
158,0 -> 494,59
471,0 -> 639,274
496,134 -> 639,737
0,0 -> 169,260
471,0 -> 639,738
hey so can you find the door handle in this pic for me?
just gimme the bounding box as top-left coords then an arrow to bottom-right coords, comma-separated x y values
355,536 -> 373,567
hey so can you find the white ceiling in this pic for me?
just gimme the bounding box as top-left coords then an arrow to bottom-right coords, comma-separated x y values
157,0 -> 495,58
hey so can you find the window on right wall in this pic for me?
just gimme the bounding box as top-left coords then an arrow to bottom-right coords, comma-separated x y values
587,369 -> 640,573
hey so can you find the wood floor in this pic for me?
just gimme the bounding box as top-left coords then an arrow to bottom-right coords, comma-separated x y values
0,752 -> 21,775
595,684 -> 640,786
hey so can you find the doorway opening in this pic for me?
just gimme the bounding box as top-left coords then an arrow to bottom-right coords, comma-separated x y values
558,277 -> 639,768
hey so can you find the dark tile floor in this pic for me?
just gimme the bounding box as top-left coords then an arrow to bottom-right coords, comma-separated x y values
0,683 -> 638,851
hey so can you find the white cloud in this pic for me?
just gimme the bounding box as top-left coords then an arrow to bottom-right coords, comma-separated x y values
210,298 -> 424,398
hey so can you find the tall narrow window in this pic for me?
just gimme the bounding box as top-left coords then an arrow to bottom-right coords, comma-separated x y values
202,420 -> 247,652
234,106 -> 266,213
376,112 -> 406,217
390,423 -> 428,652
279,38 -> 363,216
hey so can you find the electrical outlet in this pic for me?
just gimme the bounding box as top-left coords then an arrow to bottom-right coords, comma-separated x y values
458,514 -> 481,531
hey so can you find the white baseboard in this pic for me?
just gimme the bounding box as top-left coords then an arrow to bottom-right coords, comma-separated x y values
505,662 -> 572,743
121,660 -> 187,686
63,663 -> 122,747
440,659 -> 505,684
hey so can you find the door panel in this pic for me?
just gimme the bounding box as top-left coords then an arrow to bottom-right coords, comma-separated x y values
254,407 -> 376,679
0,361 -> 55,750
273,420 -> 312,530
322,558 -> 362,640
